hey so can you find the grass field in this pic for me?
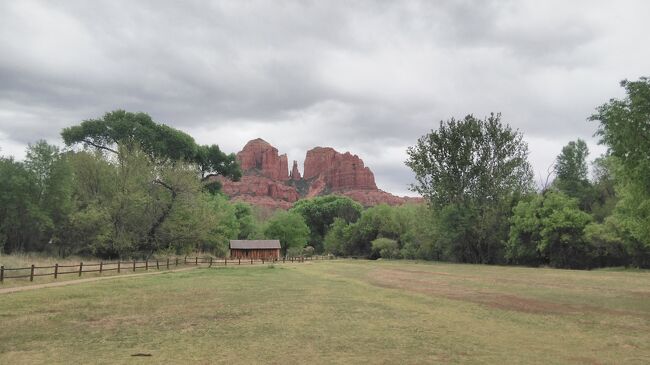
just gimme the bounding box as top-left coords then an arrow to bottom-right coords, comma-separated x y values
1,260 -> 649,364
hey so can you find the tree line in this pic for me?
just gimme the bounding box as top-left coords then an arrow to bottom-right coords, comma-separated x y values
1,78 -> 649,268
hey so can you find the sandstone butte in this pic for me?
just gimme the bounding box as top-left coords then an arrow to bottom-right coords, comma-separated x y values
217,138 -> 423,209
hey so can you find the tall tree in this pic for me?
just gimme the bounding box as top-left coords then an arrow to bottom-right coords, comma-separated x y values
263,211 -> 310,255
291,195 -> 363,252
405,113 -> 533,263
507,191 -> 593,269
590,77 -> 650,267
61,110 -> 241,184
553,139 -> 593,210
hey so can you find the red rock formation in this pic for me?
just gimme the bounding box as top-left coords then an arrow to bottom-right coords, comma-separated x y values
339,190 -> 424,207
237,138 -> 289,180
303,147 -> 377,191
218,139 -> 422,209
290,160 -> 301,180
218,175 -> 299,202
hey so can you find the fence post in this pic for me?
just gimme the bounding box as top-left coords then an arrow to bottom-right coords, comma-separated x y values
166,258 -> 170,269
283,256 -> 285,263
184,256 -> 187,265
224,257 -> 227,266
145,260 -> 148,271
209,256 -> 213,268
54,263 -> 58,279
117,261 -> 121,273
99,261 -> 103,274
238,258 -> 241,265
1,265 -> 4,283
195,257 -> 198,265
30,264 -> 35,281
156,260 -> 159,270
133,260 -> 136,272
176,258 -> 179,266
78,262 -> 83,277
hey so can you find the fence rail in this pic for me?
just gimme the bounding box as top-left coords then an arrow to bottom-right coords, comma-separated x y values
0,255 -> 336,283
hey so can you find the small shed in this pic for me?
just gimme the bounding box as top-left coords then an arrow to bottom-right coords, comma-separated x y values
229,240 -> 281,260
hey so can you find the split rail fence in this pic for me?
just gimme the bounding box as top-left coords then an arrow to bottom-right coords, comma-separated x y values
0,255 -> 335,284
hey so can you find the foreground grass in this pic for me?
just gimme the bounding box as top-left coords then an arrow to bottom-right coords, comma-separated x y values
0,260 -> 649,364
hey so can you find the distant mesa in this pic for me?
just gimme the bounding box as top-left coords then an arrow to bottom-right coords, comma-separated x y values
217,138 -> 422,209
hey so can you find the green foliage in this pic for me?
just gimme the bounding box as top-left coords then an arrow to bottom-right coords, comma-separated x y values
263,211 -> 310,255
406,113 -> 533,264
371,238 -> 400,259
590,77 -> 650,267
406,113 -> 533,207
291,195 -> 362,253
323,218 -> 349,256
590,78 -> 650,190
590,156 -> 618,222
508,192 -> 593,268
233,202 -> 259,239
553,139 -> 594,210
0,157 -> 47,253
61,110 -> 242,190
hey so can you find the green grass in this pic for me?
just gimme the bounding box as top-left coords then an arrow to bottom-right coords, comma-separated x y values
1,260 -> 649,364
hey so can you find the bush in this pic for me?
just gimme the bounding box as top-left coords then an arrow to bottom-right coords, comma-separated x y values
371,238 -> 400,259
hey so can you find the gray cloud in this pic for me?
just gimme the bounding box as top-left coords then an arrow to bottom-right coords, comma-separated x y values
1,0 -> 649,196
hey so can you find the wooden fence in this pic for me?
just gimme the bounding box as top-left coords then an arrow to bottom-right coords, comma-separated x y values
0,255 -> 337,283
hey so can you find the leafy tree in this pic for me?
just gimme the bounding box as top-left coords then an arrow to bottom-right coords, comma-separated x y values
553,139 -> 593,210
590,156 -> 618,222
590,77 -> 650,267
291,195 -> 363,252
233,202 -> 259,239
371,238 -> 400,259
0,157 -> 46,253
344,204 -> 400,257
584,217 -> 628,267
590,78 -> 650,190
507,191 -> 593,268
323,218 -> 350,256
263,211 -> 310,255
406,113 -> 533,263
61,110 -> 241,187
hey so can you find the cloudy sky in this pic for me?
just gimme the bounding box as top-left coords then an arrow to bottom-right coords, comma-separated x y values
1,1 -> 648,196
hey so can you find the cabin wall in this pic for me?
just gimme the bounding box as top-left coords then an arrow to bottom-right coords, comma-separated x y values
230,248 -> 280,260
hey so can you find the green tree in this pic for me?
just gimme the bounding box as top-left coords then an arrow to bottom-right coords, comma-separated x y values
61,110 -> 241,189
507,192 -> 593,268
291,195 -> 363,252
323,218 -> 350,256
590,77 -> 650,267
233,202 -> 259,239
553,139 -> 593,210
371,237 -> 400,259
263,211 -> 310,255
0,157 -> 46,253
590,156 -> 618,222
406,113 -> 533,263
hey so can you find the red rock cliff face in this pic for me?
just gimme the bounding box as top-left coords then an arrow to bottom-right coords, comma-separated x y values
219,138 -> 421,209
237,138 -> 289,180
303,147 -> 377,191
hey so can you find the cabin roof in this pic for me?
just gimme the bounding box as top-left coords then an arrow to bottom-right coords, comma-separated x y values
229,240 -> 281,249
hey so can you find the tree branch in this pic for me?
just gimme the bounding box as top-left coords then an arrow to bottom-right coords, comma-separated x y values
83,139 -> 118,154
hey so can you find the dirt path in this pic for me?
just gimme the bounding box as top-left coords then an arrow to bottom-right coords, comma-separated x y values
0,266 -> 199,295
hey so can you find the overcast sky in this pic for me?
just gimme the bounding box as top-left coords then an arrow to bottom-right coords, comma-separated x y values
1,1 -> 648,196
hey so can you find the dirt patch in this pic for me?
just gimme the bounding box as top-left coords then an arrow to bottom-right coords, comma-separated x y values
366,268 -> 640,316
567,356 -> 604,365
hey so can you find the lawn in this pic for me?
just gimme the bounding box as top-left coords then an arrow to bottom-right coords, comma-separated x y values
0,260 -> 649,364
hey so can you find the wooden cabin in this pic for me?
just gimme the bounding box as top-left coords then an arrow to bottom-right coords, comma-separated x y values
229,240 -> 281,260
